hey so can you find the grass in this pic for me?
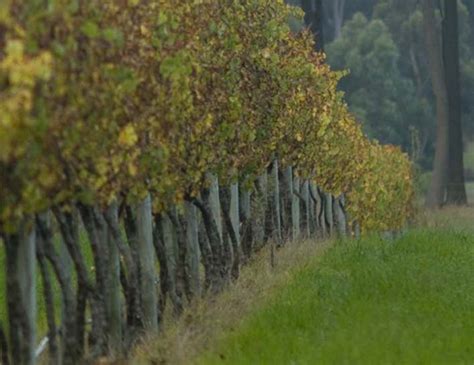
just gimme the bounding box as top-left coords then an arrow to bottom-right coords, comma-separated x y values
133,239 -> 331,364
421,205 -> 474,232
464,140 -> 474,171
197,229 -> 474,365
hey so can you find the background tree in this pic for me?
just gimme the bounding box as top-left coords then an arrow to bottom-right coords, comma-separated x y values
444,0 -> 468,204
301,0 -> 325,50
422,0 -> 450,207
326,14 -> 428,150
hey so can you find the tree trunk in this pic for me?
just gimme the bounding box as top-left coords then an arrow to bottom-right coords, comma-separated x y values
104,207 -> 123,354
353,221 -> 361,239
38,211 -> 82,364
136,195 -> 159,330
280,166 -> 294,240
292,173 -> 301,240
207,174 -> 223,239
220,185 -> 241,280
168,208 -> 189,303
230,183 -> 242,271
333,195 -> 347,237
253,173 -> 268,249
157,213 -> 183,315
54,209 -> 92,296
78,204 -> 109,356
36,220 -> 59,365
104,204 -> 142,344
310,184 -> 323,237
218,186 -> 234,281
422,0 -> 450,208
196,216 -> 213,291
238,185 -> 252,259
152,214 -> 170,317
301,0 -> 324,51
192,197 -> 225,291
324,193 -> 334,235
0,321 -> 8,365
332,0 -> 345,39
443,0 -> 467,205
185,202 -> 201,298
5,223 -> 36,365
267,160 -> 282,244
193,178 -> 227,292
300,180 -> 311,238
308,183 -> 318,236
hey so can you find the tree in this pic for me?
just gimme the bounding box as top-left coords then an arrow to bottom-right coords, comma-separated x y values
422,0 -> 450,208
444,0 -> 468,204
301,0 -> 325,50
328,0 -> 345,40
326,13 -> 425,150
322,0 -> 379,41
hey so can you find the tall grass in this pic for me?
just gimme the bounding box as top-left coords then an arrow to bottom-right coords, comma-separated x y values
199,229 -> 474,364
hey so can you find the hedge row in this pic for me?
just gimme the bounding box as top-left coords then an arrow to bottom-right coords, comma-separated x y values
0,0 -> 413,363
0,0 -> 413,233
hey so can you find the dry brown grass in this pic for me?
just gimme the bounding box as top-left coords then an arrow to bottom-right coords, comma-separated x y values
418,204 -> 474,232
129,238 -> 331,365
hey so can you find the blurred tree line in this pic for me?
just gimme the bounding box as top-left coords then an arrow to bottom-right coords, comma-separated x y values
288,0 -> 474,175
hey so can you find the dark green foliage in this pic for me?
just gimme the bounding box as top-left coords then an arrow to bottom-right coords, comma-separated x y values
326,13 -> 430,152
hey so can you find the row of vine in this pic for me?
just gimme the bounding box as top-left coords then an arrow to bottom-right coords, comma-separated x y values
0,0 -> 413,363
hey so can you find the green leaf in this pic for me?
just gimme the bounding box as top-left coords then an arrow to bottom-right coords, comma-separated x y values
103,27 -> 124,46
81,20 -> 100,38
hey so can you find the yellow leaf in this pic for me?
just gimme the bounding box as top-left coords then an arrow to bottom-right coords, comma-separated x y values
118,124 -> 138,147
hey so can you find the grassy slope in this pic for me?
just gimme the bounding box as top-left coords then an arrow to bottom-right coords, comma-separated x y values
199,229 -> 474,365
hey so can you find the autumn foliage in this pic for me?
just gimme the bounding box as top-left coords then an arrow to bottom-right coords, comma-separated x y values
0,0 -> 413,234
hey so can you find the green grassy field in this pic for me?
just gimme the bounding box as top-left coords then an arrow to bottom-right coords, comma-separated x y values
199,229 -> 474,364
